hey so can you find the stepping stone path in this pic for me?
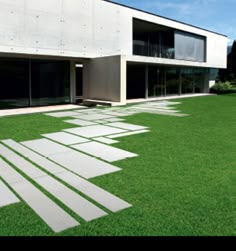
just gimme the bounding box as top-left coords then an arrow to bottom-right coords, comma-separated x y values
0,101 -> 188,232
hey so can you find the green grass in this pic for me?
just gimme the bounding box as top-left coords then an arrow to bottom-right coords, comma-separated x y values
0,94 -> 236,236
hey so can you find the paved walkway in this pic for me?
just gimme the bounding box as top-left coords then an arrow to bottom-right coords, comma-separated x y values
0,101 -> 188,233
0,104 -> 82,117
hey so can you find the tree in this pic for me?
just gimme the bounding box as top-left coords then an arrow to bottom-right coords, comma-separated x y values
218,40 -> 236,84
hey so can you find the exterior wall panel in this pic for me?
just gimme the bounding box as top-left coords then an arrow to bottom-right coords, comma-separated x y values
0,0 -> 227,69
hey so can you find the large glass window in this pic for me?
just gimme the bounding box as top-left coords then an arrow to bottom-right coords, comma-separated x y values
0,58 -> 70,109
0,58 -> 29,109
166,68 -> 180,95
133,18 -> 175,59
31,60 -> 70,106
126,65 -> 146,99
127,63 -> 209,100
175,31 -> 206,62
133,18 -> 206,63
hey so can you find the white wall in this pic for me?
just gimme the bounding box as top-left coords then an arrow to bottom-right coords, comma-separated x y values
83,55 -> 126,103
0,0 -> 227,68
0,0 -> 132,58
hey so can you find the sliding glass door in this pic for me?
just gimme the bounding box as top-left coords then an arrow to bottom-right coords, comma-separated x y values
0,58 -> 70,109
31,60 -> 70,106
0,58 -> 29,109
148,66 -> 165,97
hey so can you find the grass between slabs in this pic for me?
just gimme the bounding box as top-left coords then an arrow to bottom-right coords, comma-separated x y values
0,94 -> 235,236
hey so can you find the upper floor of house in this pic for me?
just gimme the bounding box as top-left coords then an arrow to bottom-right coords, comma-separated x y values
0,0 -> 227,68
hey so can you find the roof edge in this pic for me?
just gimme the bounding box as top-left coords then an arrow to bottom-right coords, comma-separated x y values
104,0 -> 227,38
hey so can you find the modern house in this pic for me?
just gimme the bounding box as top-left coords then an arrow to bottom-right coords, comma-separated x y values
0,0 -> 227,109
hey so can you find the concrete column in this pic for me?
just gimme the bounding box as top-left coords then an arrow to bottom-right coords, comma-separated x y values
120,55 -> 127,105
145,65 -> 149,99
70,61 -> 76,104
202,73 -> 210,93
179,70 -> 182,95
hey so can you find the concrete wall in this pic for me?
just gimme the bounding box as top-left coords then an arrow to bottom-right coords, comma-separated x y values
0,0 -> 132,58
83,55 -> 126,104
0,0 -> 227,69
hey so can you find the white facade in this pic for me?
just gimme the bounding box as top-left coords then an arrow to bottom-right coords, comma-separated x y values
0,0 -> 227,68
0,0 -> 228,106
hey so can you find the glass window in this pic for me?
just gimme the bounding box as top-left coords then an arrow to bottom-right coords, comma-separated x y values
175,31 -> 206,62
31,60 -> 70,106
0,58 -> 29,109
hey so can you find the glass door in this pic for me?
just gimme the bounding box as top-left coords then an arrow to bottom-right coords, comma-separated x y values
148,66 -> 165,97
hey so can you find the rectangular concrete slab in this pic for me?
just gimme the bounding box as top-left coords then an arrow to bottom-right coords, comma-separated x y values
101,117 -> 125,122
93,137 -> 119,145
20,139 -> 121,179
57,172 -> 132,213
100,111 -> 130,117
0,145 -> 107,222
49,151 -> 121,179
21,138 -> 71,157
2,139 -> 67,175
42,132 -> 90,145
74,108 -> 101,113
64,119 -> 97,126
0,180 -> 20,207
35,176 -> 107,221
2,140 -> 131,213
132,106 -> 179,112
44,111 -> 80,118
75,114 -> 115,121
93,120 -> 108,124
72,142 -> 138,162
130,107 -> 187,116
0,144 -> 46,180
107,130 -> 150,138
0,158 -> 79,233
106,122 -> 148,131
64,125 -> 127,138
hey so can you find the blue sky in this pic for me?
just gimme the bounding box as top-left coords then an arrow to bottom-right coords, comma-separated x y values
111,0 -> 235,44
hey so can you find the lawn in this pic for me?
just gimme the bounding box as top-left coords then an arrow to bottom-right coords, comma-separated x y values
0,94 -> 235,236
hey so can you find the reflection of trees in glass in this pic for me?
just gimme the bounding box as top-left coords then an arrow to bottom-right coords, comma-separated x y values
218,40 -> 236,85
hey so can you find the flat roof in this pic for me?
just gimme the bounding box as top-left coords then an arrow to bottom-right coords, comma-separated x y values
104,0 -> 227,37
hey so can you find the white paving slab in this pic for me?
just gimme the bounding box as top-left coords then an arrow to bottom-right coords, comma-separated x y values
0,180 -> 20,207
0,157 -> 79,232
22,139 -> 71,157
3,140 -> 131,213
107,130 -> 150,138
64,119 -> 97,126
130,107 -> 187,116
72,142 -> 138,162
131,107 -> 179,112
2,139 -> 67,175
101,117 -> 125,122
42,132 -> 90,145
49,151 -> 121,179
20,138 -> 121,178
57,172 -> 132,212
35,176 -> 107,221
0,144 -> 46,179
0,145 -> 107,221
93,120 -> 107,124
93,137 -> 119,145
106,122 -> 148,131
64,125 -> 127,138
74,108 -> 101,113
100,111 -> 130,117
75,114 -> 115,121
44,111 -> 80,118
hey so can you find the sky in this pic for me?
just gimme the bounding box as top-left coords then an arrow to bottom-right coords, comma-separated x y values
111,0 -> 236,45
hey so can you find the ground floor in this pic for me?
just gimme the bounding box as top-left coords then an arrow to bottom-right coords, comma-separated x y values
0,55 -> 215,109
